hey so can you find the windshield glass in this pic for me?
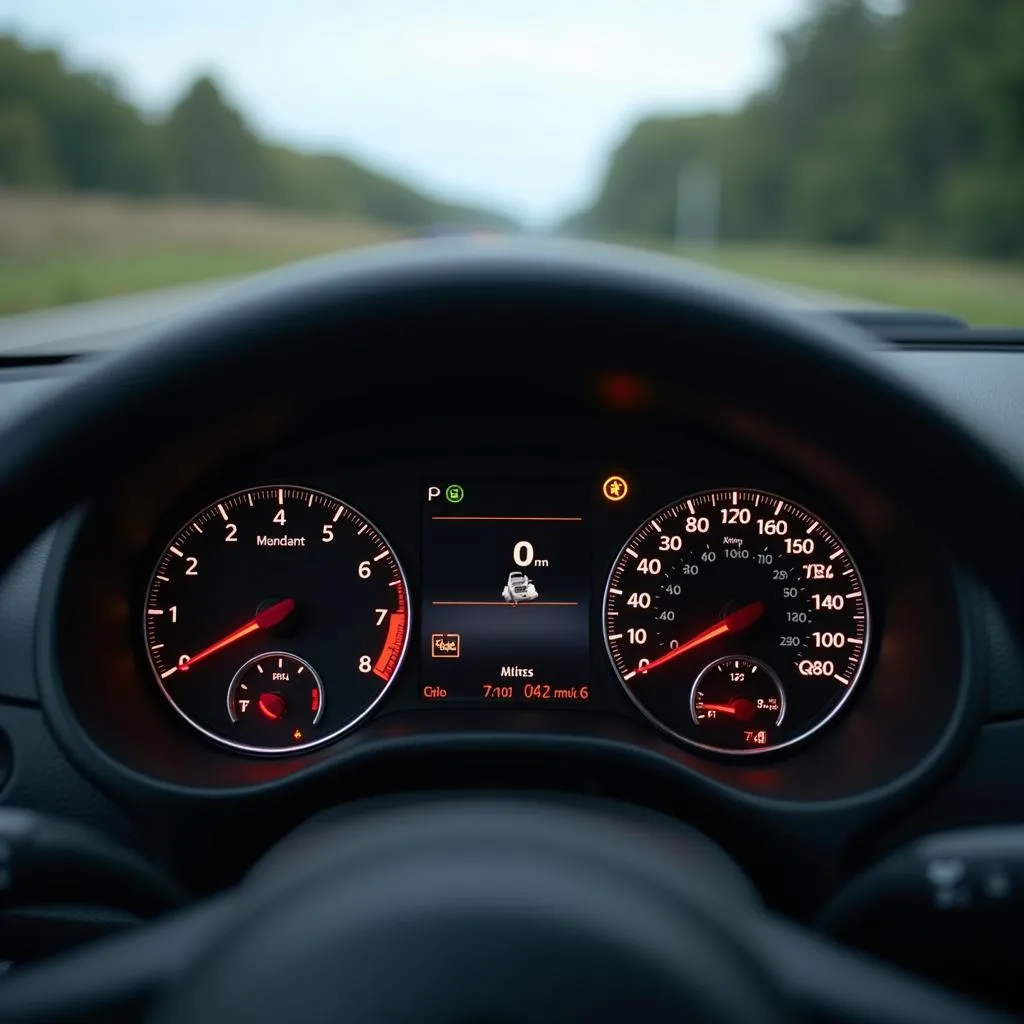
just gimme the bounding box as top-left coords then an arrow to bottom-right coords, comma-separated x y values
1,0 -> 1021,352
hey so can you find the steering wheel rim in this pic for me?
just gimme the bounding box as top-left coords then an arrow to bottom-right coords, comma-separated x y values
0,239 -> 1021,619
0,239 -> 1019,1021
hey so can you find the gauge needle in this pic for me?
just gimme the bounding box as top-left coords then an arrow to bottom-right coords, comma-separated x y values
698,703 -> 739,715
637,600 -> 765,676
178,598 -> 295,673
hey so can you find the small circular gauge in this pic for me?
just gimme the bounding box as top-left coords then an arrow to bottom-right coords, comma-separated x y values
143,486 -> 410,754
226,652 -> 324,748
603,487 -> 870,755
690,656 -> 785,751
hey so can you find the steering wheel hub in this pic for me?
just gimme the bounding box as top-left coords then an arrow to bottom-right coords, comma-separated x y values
152,799 -> 781,1024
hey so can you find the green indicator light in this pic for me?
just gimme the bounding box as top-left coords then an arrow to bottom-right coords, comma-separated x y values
445,484 -> 465,504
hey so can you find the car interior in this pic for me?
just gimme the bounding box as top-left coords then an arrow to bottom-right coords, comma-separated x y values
0,239 -> 1019,1020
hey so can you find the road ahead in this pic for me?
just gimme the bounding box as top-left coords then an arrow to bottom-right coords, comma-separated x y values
0,258 -> 879,357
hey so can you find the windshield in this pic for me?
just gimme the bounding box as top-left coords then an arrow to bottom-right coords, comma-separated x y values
1,0 -> 1021,352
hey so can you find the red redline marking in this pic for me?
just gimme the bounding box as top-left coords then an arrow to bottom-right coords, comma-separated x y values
373,612 -> 406,679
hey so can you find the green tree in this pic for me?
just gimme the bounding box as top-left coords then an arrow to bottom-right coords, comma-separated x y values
0,102 -> 59,184
164,76 -> 272,201
572,0 -> 1024,258
0,36 -> 165,193
0,35 -> 511,228
886,0 -> 1024,254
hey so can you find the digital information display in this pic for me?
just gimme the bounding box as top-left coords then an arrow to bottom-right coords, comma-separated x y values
420,481 -> 591,704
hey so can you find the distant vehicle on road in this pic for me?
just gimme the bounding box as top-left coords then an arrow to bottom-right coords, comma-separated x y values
411,223 -> 501,240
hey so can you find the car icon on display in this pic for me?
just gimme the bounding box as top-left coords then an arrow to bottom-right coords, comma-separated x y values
502,571 -> 538,604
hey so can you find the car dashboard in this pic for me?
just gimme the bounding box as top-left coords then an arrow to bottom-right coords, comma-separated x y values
1,296 -> 1024,1013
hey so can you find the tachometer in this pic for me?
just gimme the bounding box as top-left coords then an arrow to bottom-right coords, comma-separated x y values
603,488 -> 869,754
143,486 -> 409,754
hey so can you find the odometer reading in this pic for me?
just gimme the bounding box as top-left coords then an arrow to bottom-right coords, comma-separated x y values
604,489 -> 869,754
144,486 -> 409,754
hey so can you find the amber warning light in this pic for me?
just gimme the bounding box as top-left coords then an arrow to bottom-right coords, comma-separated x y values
602,475 -> 629,502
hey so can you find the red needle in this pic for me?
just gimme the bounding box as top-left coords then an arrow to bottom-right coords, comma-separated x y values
699,703 -> 738,715
178,598 -> 295,673
637,600 -> 765,675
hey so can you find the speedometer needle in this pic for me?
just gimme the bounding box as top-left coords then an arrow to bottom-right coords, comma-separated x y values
178,598 -> 295,673
636,600 -> 765,676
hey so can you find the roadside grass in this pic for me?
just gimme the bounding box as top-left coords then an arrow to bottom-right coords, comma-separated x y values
4,192 -> 1021,327
0,190 -> 399,315
633,240 -> 1024,327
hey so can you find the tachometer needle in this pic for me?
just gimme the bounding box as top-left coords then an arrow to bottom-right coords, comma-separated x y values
178,598 -> 295,673
698,703 -> 739,715
637,600 -> 765,676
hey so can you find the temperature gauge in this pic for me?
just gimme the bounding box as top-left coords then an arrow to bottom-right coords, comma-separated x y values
227,652 -> 324,749
690,656 -> 785,751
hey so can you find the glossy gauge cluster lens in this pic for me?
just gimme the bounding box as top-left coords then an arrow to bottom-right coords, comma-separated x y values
603,488 -> 869,754
144,486 -> 409,754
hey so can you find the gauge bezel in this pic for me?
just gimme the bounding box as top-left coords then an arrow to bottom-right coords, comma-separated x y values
602,487 -> 871,757
688,655 -> 787,731
226,650 -> 326,732
142,484 -> 411,756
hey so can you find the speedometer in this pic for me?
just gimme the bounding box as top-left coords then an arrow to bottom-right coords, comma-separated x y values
603,488 -> 869,754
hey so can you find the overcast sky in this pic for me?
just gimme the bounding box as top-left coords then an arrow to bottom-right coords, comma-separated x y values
2,0 -> 807,224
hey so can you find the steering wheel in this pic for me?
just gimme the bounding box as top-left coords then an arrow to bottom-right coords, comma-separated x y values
0,241 -> 1017,1022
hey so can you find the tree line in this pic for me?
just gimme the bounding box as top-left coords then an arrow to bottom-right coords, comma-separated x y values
0,35 -> 508,228
572,0 -> 1024,258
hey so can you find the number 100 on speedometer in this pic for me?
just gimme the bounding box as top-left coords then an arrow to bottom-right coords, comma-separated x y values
603,488 -> 870,754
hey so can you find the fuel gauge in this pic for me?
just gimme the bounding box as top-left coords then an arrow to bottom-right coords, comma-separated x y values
690,656 -> 785,752
227,652 -> 324,751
